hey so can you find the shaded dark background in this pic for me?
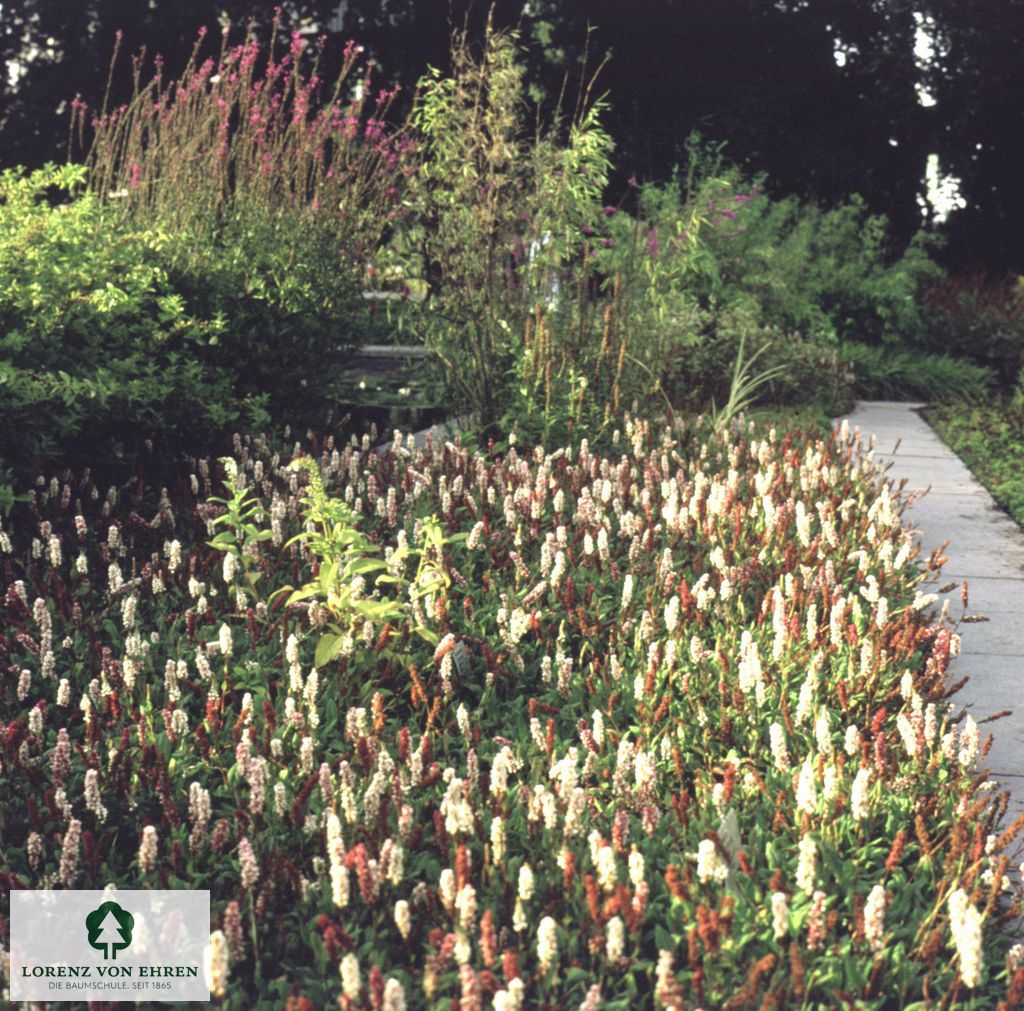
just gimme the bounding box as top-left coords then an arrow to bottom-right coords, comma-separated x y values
3,0 -> 1022,273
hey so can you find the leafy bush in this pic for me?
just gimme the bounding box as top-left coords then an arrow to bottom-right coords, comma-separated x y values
584,137 -> 940,353
0,164 -> 267,477
572,178 -> 858,423
568,160 -> 948,426
839,341 -> 992,402
666,145 -> 943,349
667,301 -> 853,416
919,272 -> 1024,388
1,420 -> 1021,1007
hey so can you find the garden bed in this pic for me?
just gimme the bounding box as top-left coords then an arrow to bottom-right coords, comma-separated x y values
927,395 -> 1024,528
1,416 -> 1022,1008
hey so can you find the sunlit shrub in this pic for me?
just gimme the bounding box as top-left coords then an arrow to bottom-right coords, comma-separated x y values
0,164 -> 267,478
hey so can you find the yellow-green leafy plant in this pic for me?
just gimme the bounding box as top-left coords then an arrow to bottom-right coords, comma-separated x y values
276,458 -> 407,668
207,458 -> 275,604
0,164 -> 263,479
405,22 -> 613,432
276,459 -> 457,664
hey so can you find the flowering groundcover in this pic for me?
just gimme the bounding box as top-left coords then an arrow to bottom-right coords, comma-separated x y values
1,418 -> 1023,1009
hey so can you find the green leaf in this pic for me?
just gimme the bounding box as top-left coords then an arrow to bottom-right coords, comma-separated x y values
314,632 -> 348,668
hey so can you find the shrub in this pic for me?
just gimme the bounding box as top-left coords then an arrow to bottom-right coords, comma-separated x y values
569,162 -> 950,425
839,341 -> 993,402
576,177 -> 858,423
919,272 -> 1024,388
664,300 -> 853,416
1,419 -> 1021,1007
694,185 -> 939,348
0,164 -> 267,478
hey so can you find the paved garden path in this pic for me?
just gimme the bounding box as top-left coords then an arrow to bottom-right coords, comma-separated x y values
842,401 -> 1024,819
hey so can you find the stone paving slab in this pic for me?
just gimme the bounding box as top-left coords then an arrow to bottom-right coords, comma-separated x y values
929,575 -> 1024,619
957,633 -> 1022,658
873,454 -> 983,481
904,493 -> 1023,532
867,427 -> 960,458
911,537 -> 1024,580
953,653 -> 1024,776
876,445 -> 961,461
873,456 -> 991,496
841,401 -> 1024,800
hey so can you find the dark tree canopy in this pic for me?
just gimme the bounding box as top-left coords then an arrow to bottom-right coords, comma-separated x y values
3,0 -> 1022,271
922,0 -> 1024,272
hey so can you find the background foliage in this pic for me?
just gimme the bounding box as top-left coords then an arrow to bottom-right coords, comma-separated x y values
5,0 -> 1024,274
4,20 -> 1016,482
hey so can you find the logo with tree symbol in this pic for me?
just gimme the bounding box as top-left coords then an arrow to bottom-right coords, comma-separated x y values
85,901 -> 134,960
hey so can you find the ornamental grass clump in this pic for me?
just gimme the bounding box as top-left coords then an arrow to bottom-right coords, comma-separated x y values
1,418 -> 1023,1007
